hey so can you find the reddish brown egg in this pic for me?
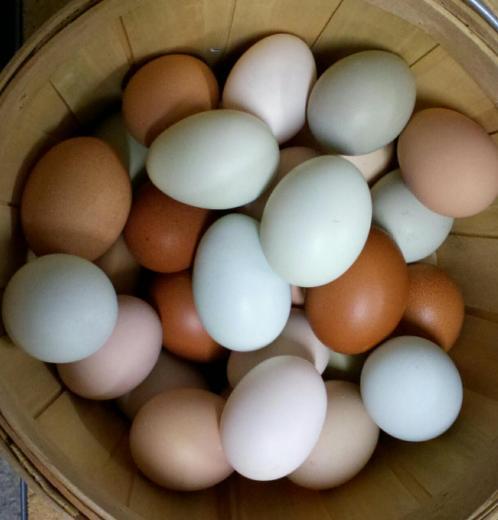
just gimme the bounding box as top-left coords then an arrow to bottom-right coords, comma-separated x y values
150,271 -> 225,362
124,182 -> 213,273
398,263 -> 464,351
123,54 -> 219,146
21,137 -> 132,261
305,227 -> 409,354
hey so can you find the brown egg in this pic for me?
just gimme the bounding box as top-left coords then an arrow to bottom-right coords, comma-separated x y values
124,182 -> 213,273
398,263 -> 464,351
123,54 -> 219,146
398,108 -> 498,218
21,137 -> 132,261
130,388 -> 233,491
150,271 -> 225,362
305,227 -> 409,354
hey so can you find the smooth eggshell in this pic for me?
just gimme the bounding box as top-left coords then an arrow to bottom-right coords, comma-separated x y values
399,263 -> 464,351
307,50 -> 415,155
305,227 -> 409,354
260,156 -> 372,287
222,34 -> 316,143
150,271 -> 225,362
241,146 -> 320,220
227,308 -> 330,387
2,254 -> 118,363
398,108 -> 498,218
94,112 -> 148,183
291,285 -> 306,306
130,388 -> 233,491
58,295 -> 162,400
21,137 -> 132,261
371,170 -> 453,262
361,336 -> 463,441
123,54 -> 219,146
147,109 -> 279,209
193,214 -> 291,351
95,235 -> 141,294
341,142 -> 395,184
289,381 -> 379,489
117,351 -> 208,419
220,356 -> 327,480
124,182 -> 213,273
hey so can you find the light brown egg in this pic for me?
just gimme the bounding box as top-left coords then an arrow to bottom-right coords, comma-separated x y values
124,182 -> 213,273
305,227 -> 409,354
123,54 -> 219,146
398,108 -> 498,218
398,263 -> 464,351
21,137 -> 132,261
150,271 -> 225,362
130,388 -> 233,491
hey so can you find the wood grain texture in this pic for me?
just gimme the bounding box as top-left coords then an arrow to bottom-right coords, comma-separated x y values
0,205 -> 25,288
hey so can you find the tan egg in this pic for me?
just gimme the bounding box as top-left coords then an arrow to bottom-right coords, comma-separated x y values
241,146 -> 320,219
21,138 -> 132,261
289,380 -> 379,490
95,235 -> 141,294
123,54 -> 219,146
130,388 -> 233,491
341,142 -> 394,184
398,263 -> 464,351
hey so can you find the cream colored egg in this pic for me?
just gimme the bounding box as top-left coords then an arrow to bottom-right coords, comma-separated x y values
341,142 -> 394,184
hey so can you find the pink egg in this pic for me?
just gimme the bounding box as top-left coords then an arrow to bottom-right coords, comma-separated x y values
58,295 -> 162,400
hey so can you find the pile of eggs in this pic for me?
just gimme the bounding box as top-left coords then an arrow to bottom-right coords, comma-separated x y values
3,33 -> 498,492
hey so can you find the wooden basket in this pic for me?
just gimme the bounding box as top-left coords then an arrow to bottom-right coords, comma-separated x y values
0,0 -> 497,518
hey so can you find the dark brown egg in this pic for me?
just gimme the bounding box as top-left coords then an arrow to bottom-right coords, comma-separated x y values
21,137 -> 132,261
150,271 -> 226,362
305,227 -> 409,354
124,182 -> 213,273
398,263 -> 464,351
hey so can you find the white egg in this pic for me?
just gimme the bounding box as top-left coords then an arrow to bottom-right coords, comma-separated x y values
193,214 -> 291,351
94,112 -> 148,183
260,156 -> 372,287
308,50 -> 416,155
360,336 -> 463,442
227,308 -> 330,387
371,170 -> 453,262
222,34 -> 316,144
147,110 -> 279,209
221,356 -> 327,480
341,142 -> 394,184
2,254 -> 118,363
117,351 -> 208,419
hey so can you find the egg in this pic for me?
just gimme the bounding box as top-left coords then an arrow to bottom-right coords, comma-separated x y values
307,50 -> 415,155
341,142 -> 395,184
123,54 -> 219,146
291,285 -> 306,306
361,336 -> 463,441
289,381 -> 379,489
21,137 -> 132,261
147,109 -> 279,209
325,351 -> 366,382
130,388 -> 233,491
193,214 -> 291,351
398,108 -> 498,218
222,34 -> 316,144
399,263 -> 464,351
117,351 -> 208,419
227,308 -> 330,387
58,295 -> 162,400
150,271 -> 225,362
94,112 -> 148,184
305,227 -> 409,354
2,254 -> 118,363
95,235 -> 141,294
241,146 -> 320,220
371,170 -> 453,263
124,182 -> 212,273
260,156 -> 372,287
220,356 -> 327,480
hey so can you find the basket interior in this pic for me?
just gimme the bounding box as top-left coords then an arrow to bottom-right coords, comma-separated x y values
0,0 -> 497,518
